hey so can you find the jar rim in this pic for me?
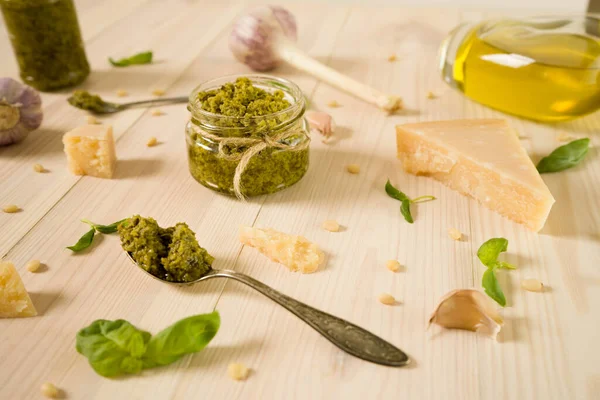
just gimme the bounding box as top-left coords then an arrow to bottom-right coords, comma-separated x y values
188,74 -> 305,123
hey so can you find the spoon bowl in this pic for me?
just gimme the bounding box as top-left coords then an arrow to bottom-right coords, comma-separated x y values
67,95 -> 188,114
125,252 -> 410,367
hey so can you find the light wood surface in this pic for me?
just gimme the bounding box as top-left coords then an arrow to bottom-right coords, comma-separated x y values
1,2 -> 599,399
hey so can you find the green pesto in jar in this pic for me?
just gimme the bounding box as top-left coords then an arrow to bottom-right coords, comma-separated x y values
68,90 -> 109,113
118,215 -> 214,283
0,0 -> 90,91
187,76 -> 310,197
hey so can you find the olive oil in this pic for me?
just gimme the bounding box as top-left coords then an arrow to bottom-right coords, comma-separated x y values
440,17 -> 600,122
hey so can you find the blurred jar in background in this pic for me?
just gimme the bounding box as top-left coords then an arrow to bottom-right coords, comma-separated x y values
0,0 -> 90,91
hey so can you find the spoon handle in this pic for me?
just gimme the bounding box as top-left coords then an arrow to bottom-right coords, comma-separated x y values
120,96 -> 189,110
210,269 -> 409,367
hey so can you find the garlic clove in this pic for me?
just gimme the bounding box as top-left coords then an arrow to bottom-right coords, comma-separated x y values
305,110 -> 335,137
429,289 -> 503,340
0,77 -> 42,146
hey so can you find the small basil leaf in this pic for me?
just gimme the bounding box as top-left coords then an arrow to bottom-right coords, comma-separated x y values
67,228 -> 95,252
477,238 -> 509,268
76,319 -> 151,377
482,268 -> 506,307
536,138 -> 590,174
94,219 -> 127,234
109,51 -> 153,67
385,180 -> 408,201
143,311 -> 220,368
400,199 -> 414,224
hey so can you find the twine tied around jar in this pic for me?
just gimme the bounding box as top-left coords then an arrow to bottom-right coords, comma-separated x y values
199,129 -> 310,200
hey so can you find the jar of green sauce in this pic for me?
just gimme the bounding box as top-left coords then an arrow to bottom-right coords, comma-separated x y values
1,0 -> 90,91
186,75 -> 310,199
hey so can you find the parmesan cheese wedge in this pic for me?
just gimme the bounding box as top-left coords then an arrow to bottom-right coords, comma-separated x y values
0,261 -> 37,318
63,125 -> 117,179
239,226 -> 324,273
396,119 -> 554,231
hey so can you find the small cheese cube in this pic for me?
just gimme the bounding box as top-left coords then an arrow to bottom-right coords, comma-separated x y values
0,261 -> 37,318
63,125 -> 117,179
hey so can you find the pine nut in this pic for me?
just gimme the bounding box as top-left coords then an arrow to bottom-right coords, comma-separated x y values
2,205 -> 20,213
116,89 -> 128,97
151,89 -> 166,97
346,164 -> 360,174
33,163 -> 45,173
378,293 -> 396,305
26,259 -> 41,272
147,137 -> 158,147
322,220 -> 340,232
521,279 -> 544,292
41,382 -> 59,398
448,228 -> 462,241
228,363 -> 250,381
385,260 -> 401,272
327,100 -> 341,108
151,109 -> 165,116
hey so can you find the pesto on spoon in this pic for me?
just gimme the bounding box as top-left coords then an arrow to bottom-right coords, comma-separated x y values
118,215 -> 410,368
67,90 -> 187,114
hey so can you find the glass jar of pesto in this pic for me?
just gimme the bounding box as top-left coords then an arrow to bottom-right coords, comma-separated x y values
186,75 -> 310,199
1,0 -> 90,91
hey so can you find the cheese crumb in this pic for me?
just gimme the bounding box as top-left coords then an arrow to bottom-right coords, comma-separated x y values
239,226 -> 324,273
33,163 -> 45,173
387,54 -> 397,62
346,164 -> 360,174
378,293 -> 396,305
557,132 -> 574,142
521,279 -> 544,292
151,109 -> 165,117
385,260 -> 401,272
228,363 -> 250,381
151,89 -> 166,97
86,115 -> 100,125
327,100 -> 341,108
322,220 -> 340,232
26,260 -> 41,273
147,137 -> 158,147
448,228 -> 462,241
116,89 -> 128,97
2,204 -> 20,213
427,91 -> 437,99
40,382 -> 59,398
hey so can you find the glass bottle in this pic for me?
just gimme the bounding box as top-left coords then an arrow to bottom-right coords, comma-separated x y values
439,16 -> 600,122
1,0 -> 90,91
186,75 -> 310,198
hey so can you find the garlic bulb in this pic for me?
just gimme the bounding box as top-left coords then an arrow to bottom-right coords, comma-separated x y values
229,5 -> 297,71
0,78 -> 43,146
229,6 -> 402,112
429,289 -> 503,340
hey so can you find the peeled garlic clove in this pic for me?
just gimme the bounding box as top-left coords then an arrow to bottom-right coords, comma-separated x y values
305,110 -> 335,137
429,289 -> 503,340
0,77 -> 43,146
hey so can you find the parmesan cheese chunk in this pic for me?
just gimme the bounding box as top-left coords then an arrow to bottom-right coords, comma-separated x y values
63,125 -> 117,179
396,119 -> 554,231
0,261 -> 37,318
239,226 -> 324,273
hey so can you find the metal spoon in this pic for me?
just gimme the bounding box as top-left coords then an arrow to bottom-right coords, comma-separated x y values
126,253 -> 410,367
67,95 -> 188,114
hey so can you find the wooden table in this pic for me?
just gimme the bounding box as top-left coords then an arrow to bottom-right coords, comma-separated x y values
1,1 -> 599,399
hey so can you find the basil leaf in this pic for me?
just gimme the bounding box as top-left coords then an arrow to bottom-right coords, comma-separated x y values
482,268 -> 506,307
109,51 -> 153,67
400,199 -> 414,224
385,180 -> 409,201
477,238 -> 509,268
143,311 -> 220,368
67,228 -> 95,252
83,218 -> 127,234
76,319 -> 152,377
536,138 -> 590,174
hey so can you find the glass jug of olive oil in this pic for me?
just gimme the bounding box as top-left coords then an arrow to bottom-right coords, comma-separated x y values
439,16 -> 600,122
